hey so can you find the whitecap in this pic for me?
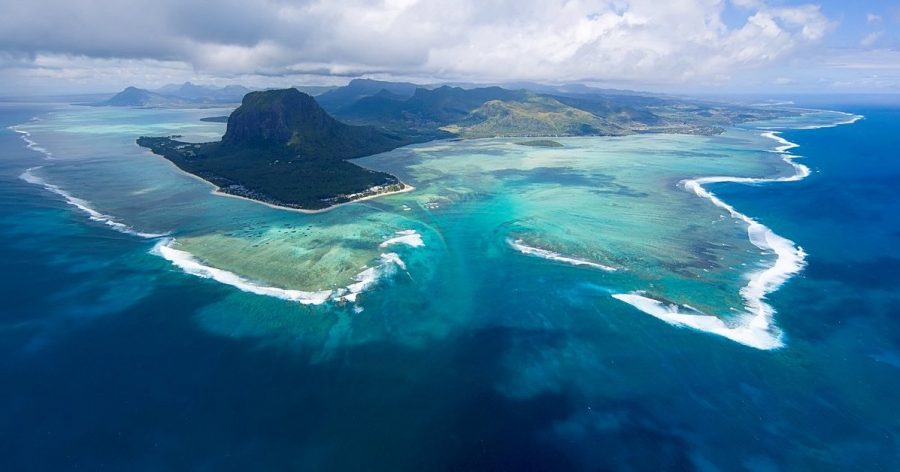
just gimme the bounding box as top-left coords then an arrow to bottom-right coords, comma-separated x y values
379,229 -> 425,248
20,167 -> 168,239
9,126 -> 53,158
759,111 -> 863,131
793,113 -> 863,129
152,239 -> 407,306
152,239 -> 334,305
509,238 -> 616,272
612,125 -> 845,350
611,292 -> 783,350
338,252 -> 406,303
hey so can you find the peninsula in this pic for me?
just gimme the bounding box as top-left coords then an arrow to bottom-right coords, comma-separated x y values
138,89 -> 420,210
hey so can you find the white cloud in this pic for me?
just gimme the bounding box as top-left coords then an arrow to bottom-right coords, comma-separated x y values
860,31 -> 883,48
866,13 -> 882,24
825,49 -> 900,70
0,0 -> 836,91
731,0 -> 761,8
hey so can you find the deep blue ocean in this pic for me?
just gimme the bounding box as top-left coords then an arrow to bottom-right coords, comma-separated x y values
0,100 -> 897,471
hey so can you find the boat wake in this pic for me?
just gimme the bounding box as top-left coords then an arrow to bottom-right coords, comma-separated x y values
152,238 -> 408,306
613,113 -> 861,350
20,167 -> 168,239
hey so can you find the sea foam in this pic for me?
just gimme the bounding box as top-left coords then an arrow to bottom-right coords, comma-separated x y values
152,239 -> 334,305
9,126 -> 53,159
611,292 -> 784,349
152,239 -> 407,306
760,111 -> 864,131
20,167 -> 168,239
509,238 -> 616,272
379,229 -> 425,248
613,118 -> 859,350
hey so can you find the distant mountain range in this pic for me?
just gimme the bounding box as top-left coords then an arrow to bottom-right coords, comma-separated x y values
318,80 -> 788,138
96,83 -> 250,107
101,78 -> 783,139
96,82 -> 340,107
314,78 -> 419,111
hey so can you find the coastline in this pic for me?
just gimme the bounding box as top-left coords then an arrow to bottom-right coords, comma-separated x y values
16,108 -> 861,331
143,149 -> 415,214
612,110 -> 864,350
212,182 -> 416,215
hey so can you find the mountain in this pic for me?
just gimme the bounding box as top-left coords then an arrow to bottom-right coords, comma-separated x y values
399,86 -> 530,124
333,85 -> 650,137
453,95 -> 630,137
220,89 -> 408,158
293,85 -> 338,96
96,83 -> 251,107
496,82 -> 649,97
315,78 -> 419,113
138,89 -> 421,210
328,81 -> 791,138
155,82 -> 250,102
101,86 -> 186,107
335,85 -> 529,132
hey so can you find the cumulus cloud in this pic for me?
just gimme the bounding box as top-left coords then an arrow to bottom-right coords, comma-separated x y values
860,31 -> 883,48
0,0 -> 833,88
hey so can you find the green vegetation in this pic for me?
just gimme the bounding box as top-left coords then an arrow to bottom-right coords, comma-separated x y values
332,84 -> 791,138
98,83 -> 250,107
137,82 -> 794,211
457,96 -> 627,137
139,89 -> 421,210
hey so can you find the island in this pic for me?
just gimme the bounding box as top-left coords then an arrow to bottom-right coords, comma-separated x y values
138,89 -> 420,211
138,82 -> 793,212
94,83 -> 251,107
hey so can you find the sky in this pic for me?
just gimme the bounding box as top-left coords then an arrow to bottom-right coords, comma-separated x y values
0,0 -> 898,96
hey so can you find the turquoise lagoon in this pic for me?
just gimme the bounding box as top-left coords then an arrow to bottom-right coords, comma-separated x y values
14,105 -> 855,349
4,101 -> 898,470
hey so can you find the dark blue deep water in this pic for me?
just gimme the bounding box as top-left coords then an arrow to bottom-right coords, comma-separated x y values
1,101 -> 898,471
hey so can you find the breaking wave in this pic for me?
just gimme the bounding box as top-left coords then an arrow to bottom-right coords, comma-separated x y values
509,238 -> 616,272
9,125 -> 53,159
152,238 -> 407,306
20,167 -> 168,239
613,113 -> 862,350
380,229 -> 425,248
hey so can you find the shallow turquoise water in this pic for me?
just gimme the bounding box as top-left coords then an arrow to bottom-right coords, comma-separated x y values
1,100 -> 897,470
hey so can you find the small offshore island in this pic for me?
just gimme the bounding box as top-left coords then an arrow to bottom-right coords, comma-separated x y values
138,81 -> 792,211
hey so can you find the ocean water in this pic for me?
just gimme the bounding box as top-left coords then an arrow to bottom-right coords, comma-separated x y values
0,99 -> 897,470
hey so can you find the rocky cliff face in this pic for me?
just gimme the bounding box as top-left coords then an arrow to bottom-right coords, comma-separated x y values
137,88 -> 413,209
222,89 -> 338,147
217,88 -> 410,161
